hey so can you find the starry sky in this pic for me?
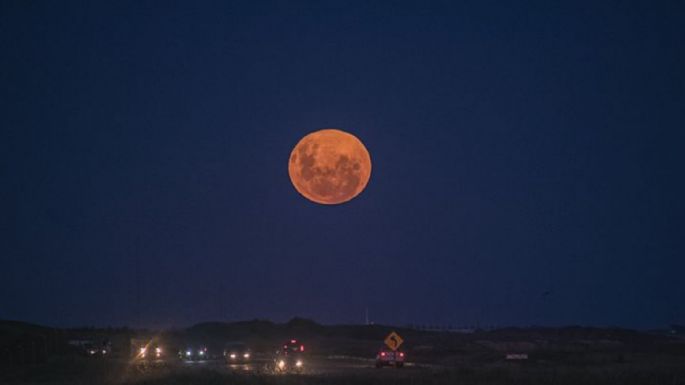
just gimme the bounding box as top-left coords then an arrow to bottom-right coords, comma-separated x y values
2,1 -> 684,329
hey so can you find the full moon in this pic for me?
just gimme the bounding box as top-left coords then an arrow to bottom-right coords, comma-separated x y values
288,129 -> 372,205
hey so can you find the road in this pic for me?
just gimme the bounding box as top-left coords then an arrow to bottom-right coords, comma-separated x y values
138,355 -> 434,376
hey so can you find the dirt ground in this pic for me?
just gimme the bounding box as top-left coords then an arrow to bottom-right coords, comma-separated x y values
2,353 -> 685,385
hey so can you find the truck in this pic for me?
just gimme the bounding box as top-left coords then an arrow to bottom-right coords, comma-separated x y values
273,339 -> 305,373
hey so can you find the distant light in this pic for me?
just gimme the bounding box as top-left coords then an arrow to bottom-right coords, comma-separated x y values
278,360 -> 285,369
243,353 -> 250,359
295,360 -> 303,367
199,350 -> 204,355
291,339 -> 297,344
230,353 -> 236,359
300,345 -> 304,352
155,347 -> 162,354
186,350 -> 192,356
102,350 -> 107,354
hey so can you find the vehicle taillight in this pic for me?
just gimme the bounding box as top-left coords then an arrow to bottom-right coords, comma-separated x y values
399,352 -> 404,357
291,339 -> 297,344
300,345 -> 304,352
380,352 -> 386,356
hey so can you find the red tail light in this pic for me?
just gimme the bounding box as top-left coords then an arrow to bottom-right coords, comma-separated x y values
399,352 -> 404,357
380,352 -> 386,356
291,339 -> 297,344
300,345 -> 304,352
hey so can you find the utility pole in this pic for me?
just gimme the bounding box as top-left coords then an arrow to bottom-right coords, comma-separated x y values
135,236 -> 141,330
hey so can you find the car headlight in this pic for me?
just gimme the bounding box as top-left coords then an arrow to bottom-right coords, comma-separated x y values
186,350 -> 192,356
199,351 -> 204,355
155,347 -> 162,354
278,360 -> 285,368
230,353 -> 236,359
243,353 -> 250,359
295,360 -> 303,367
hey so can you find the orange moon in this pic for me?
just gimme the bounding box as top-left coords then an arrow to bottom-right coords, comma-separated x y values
288,129 -> 372,205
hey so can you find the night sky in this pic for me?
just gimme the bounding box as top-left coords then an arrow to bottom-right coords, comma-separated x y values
2,1 -> 684,329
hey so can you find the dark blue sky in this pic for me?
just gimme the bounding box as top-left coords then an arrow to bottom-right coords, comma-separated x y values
2,1 -> 684,329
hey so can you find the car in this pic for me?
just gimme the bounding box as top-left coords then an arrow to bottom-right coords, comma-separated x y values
179,346 -> 209,361
69,339 -> 111,358
137,345 -> 164,360
130,338 -> 165,362
375,347 -> 405,368
84,343 -> 110,358
273,339 -> 305,373
224,342 -> 251,363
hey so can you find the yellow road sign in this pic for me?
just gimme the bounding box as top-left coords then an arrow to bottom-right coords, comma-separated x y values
384,331 -> 404,351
